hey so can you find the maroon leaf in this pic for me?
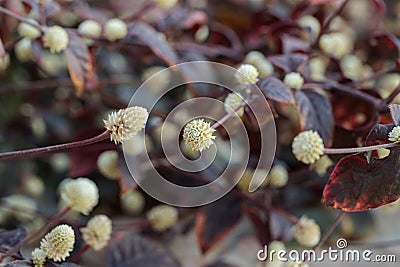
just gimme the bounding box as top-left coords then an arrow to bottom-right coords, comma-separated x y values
389,104 -> 400,125
129,23 -> 178,66
0,228 -> 26,251
323,149 -> 400,212
267,53 -> 308,73
294,89 -> 334,146
195,194 -> 242,253
365,124 -> 394,146
257,77 -> 294,103
106,233 -> 180,267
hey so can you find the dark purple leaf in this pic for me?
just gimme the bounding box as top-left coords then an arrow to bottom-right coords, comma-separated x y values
365,124 -> 394,146
257,77 -> 294,103
195,194 -> 242,253
389,104 -> 400,125
3,260 -> 31,267
294,89 -> 334,146
267,53 -> 308,73
281,34 -> 310,54
323,149 -> 400,212
0,228 -> 26,251
244,206 -> 271,246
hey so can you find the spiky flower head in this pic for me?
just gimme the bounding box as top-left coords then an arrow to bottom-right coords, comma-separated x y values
268,165 -> 289,188
97,150 -> 120,180
40,224 -> 75,262
224,92 -> 244,116
104,106 -> 149,144
292,131 -> 324,164
292,216 -> 321,247
32,248 -> 46,267
80,215 -> 112,251
283,72 -> 304,89
183,119 -> 216,152
147,205 -> 178,232
104,18 -> 127,41
60,177 -> 99,215
389,126 -> 400,142
121,190 -> 145,215
43,26 -> 69,53
235,64 -> 259,85
155,0 -> 178,9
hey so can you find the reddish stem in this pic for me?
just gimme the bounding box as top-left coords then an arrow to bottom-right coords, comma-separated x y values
69,244 -> 90,263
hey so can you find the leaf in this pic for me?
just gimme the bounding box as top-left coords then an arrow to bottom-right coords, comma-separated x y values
244,206 -> 271,246
106,233 -> 180,267
389,104 -> 400,125
365,124 -> 394,146
281,34 -> 310,54
323,149 -> 400,212
64,31 -> 97,96
3,260 -> 31,267
0,228 -> 26,251
267,53 -> 308,73
294,90 -> 334,146
128,23 -> 178,66
195,194 -> 242,253
257,77 -> 294,103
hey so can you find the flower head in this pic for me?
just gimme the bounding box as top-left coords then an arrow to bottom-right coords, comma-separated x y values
104,106 -> 149,144
43,26 -> 69,53
40,224 -> 75,262
183,119 -> 216,152
389,126 -> 400,142
104,18 -> 127,41
32,248 -> 46,267
298,15 -> 321,40
340,54 -> 363,80
313,155 -> 333,176
97,150 -> 120,180
121,190 -> 145,215
15,38 -> 34,62
17,20 -> 41,39
292,131 -> 324,164
224,92 -> 244,116
60,178 -> 99,215
147,205 -> 178,232
319,32 -> 353,59
268,165 -> 289,188
156,0 -> 178,9
292,216 -> 321,247
80,215 -> 112,251
284,72 -> 304,89
78,20 -> 101,44
235,64 -> 259,85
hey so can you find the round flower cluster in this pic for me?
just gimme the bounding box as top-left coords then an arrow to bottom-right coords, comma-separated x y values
244,51 -> 274,78
309,56 -> 328,81
97,150 -> 120,180
292,131 -> 324,164
32,248 -> 46,267
298,15 -> 321,40
147,205 -> 178,232
292,216 -> 321,247
319,32 -> 353,59
183,119 -> 216,152
267,241 -> 286,266
23,174 -> 45,198
268,165 -> 289,188
237,169 -> 269,192
60,177 -> 99,215
78,20 -> 101,44
120,190 -> 145,215
104,18 -> 127,41
17,20 -> 41,39
313,155 -> 333,176
224,92 -> 244,116
389,126 -> 400,142
15,38 -> 35,62
156,0 -> 178,9
40,224 -> 75,262
235,64 -> 260,85
80,215 -> 112,251
283,72 -> 304,89
340,54 -> 363,80
43,26 -> 69,53
104,106 -> 149,144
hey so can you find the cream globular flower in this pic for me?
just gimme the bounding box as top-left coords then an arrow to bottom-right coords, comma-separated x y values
104,18 -> 128,41
292,130 -> 324,164
80,215 -> 112,251
17,20 -> 41,39
283,72 -> 304,89
78,20 -> 101,44
60,177 -> 99,215
155,0 -> 178,9
15,38 -> 35,62
224,92 -> 244,116
43,26 -> 69,53
104,106 -> 149,144
235,64 -> 260,85
389,126 -> 400,142
292,216 -> 321,247
244,51 -> 274,78
268,165 -> 289,188
147,205 -> 178,232
121,190 -> 145,215
97,150 -> 120,180
40,224 -> 75,262
183,119 -> 216,152
32,248 -> 46,267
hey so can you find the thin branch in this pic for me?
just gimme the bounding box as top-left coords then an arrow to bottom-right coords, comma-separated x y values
0,6 -> 45,31
324,142 -> 397,155
313,211 -> 345,251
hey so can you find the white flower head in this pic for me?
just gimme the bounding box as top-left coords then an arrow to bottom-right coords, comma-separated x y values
268,165 -> 289,188
121,190 -> 145,215
284,72 -> 304,89
43,26 -> 69,53
80,215 -> 112,251
104,18 -> 127,41
32,248 -> 46,267
104,106 -> 149,144
97,150 -> 120,180
292,130 -> 324,164
15,38 -> 35,62
78,20 -> 101,44
40,224 -> 75,262
17,20 -> 41,39
292,216 -> 321,247
389,126 -> 400,142
224,92 -> 244,116
183,119 -> 216,152
235,64 -> 259,85
298,15 -> 321,40
147,205 -> 178,232
60,178 -> 99,215
319,32 -> 353,59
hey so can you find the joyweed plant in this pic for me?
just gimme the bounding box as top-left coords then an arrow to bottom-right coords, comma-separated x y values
1,0 -> 400,266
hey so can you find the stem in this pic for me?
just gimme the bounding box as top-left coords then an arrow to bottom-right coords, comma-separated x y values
7,207 -> 71,256
324,142 -> 397,155
0,6 -> 45,31
384,84 -> 400,104
0,131 -> 110,160
69,244 -> 90,263
313,212 -> 345,250
212,102 -> 246,129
